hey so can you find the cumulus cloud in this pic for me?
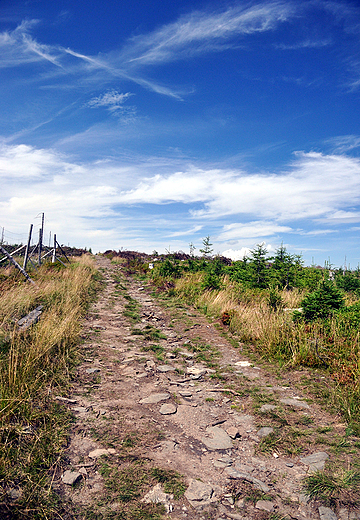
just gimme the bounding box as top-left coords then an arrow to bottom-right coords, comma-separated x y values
118,152 -> 360,223
1,144 -> 360,252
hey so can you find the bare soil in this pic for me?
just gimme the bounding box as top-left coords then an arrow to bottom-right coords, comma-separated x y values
55,256 -> 360,520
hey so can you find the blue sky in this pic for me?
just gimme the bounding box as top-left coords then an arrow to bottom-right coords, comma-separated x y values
1,0 -> 360,267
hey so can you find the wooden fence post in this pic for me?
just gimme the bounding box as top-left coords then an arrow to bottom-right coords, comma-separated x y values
23,224 -> 33,270
52,234 -> 56,263
0,244 -> 35,285
38,228 -> 42,266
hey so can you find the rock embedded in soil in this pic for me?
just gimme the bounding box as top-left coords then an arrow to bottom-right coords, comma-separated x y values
300,452 -> 329,472
140,393 -> 170,404
184,478 -> 213,506
260,404 -> 277,412
86,368 -> 101,374
280,398 -> 310,409
319,506 -> 338,520
88,448 -> 116,458
179,390 -> 192,398
255,500 -> 275,512
224,467 -> 270,492
257,426 -> 274,438
157,365 -> 176,373
159,403 -> 177,415
201,426 -> 233,450
61,470 -> 82,486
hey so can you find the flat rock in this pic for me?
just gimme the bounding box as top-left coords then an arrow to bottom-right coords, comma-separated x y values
187,366 -> 207,377
280,398 -> 310,409
234,360 -> 252,367
319,506 -> 338,520
61,470 -> 82,486
185,479 -> 213,504
255,500 -> 275,512
88,448 -> 116,458
157,365 -> 176,373
201,426 -> 233,450
179,390 -> 192,398
140,393 -> 170,404
257,427 -> 274,438
260,404 -> 277,412
300,452 -> 329,472
72,406 -> 89,413
224,467 -> 270,492
86,368 -> 101,374
159,403 -> 177,415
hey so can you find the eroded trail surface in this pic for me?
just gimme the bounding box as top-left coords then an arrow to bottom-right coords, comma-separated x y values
57,257 -> 359,520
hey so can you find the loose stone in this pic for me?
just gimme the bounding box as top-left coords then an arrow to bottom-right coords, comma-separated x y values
61,470 -> 82,486
257,427 -> 274,438
179,390 -> 192,398
88,448 -> 116,458
226,426 -> 240,439
280,398 -> 310,409
86,368 -> 101,374
201,426 -> 233,450
159,403 -> 177,415
184,479 -> 213,505
319,506 -> 338,520
255,500 -> 275,512
140,393 -> 170,404
260,404 -> 277,412
157,365 -> 176,373
300,452 -> 329,472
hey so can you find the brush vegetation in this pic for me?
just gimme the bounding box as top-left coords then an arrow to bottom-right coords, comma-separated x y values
117,243 -> 360,434
0,255 -> 100,518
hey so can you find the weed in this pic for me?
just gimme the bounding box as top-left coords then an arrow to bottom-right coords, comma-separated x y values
303,465 -> 360,506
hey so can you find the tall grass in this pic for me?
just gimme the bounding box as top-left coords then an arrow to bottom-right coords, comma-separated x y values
175,273 -> 360,431
0,255 -> 100,518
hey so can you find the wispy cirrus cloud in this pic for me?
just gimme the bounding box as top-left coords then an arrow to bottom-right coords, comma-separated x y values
218,221 -> 292,241
275,39 -> 332,50
0,19 -> 62,68
326,135 -> 360,153
123,2 -> 295,66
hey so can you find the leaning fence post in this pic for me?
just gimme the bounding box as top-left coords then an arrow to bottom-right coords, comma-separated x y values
23,224 -> 33,270
0,244 -> 35,285
38,228 -> 42,266
52,234 -> 56,263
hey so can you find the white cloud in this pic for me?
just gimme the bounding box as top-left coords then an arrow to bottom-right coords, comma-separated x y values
276,39 -> 332,50
124,2 -> 295,66
87,91 -> 133,110
222,247 -> 251,261
117,152 -> 360,223
325,135 -> 360,153
1,144 -> 360,253
167,225 -> 203,237
218,221 -> 292,240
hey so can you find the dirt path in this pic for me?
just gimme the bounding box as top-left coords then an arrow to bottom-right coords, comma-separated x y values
56,256 -> 359,520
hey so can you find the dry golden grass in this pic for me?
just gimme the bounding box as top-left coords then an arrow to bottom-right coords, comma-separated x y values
0,255 -> 100,518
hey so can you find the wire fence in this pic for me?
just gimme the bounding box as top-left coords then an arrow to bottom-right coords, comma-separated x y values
0,214 -> 70,284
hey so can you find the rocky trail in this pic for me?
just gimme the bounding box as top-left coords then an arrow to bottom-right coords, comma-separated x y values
56,256 -> 360,520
